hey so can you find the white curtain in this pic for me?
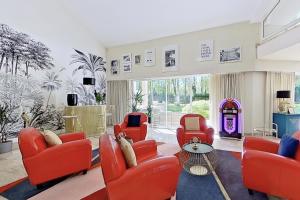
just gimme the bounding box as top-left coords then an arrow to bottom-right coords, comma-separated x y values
107,80 -> 131,123
265,72 -> 295,129
209,73 -> 245,133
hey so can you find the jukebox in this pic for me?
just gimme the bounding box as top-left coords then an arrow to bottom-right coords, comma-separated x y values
219,98 -> 242,139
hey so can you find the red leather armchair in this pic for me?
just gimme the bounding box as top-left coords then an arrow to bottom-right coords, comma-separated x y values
114,112 -> 148,142
177,114 -> 214,147
18,127 -> 92,186
242,132 -> 300,200
100,134 -> 180,200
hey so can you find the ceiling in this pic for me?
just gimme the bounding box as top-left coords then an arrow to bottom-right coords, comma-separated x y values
60,0 -> 277,47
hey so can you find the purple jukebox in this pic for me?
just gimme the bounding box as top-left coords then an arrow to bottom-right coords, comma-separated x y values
219,98 -> 242,139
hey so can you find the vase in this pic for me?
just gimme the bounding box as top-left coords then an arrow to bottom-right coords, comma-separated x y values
67,94 -> 78,106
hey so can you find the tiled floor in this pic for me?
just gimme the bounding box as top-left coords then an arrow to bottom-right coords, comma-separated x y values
0,127 -> 280,200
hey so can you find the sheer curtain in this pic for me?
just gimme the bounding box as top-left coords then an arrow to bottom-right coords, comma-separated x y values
265,72 -> 295,129
209,73 -> 245,133
107,80 -> 131,123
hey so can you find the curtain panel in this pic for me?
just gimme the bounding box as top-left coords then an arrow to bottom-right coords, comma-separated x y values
265,72 -> 295,129
209,73 -> 245,134
107,80 -> 131,123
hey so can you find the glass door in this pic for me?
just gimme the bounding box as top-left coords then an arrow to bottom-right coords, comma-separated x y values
150,80 -> 167,128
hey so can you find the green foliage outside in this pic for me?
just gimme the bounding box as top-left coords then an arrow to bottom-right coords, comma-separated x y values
167,100 -> 210,118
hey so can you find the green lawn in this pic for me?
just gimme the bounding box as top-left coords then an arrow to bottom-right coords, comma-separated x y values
167,100 -> 210,118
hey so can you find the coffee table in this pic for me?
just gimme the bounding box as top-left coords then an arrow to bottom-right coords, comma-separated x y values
179,142 -> 216,176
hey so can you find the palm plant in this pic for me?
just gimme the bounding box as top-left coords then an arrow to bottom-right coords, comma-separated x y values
131,89 -> 144,112
70,49 -> 106,77
41,71 -> 62,107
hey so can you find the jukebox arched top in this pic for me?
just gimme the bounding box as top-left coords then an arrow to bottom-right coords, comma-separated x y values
219,98 -> 242,139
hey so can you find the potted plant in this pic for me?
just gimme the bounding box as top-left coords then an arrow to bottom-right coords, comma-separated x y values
66,79 -> 78,106
94,91 -> 104,105
0,103 -> 18,154
131,90 -> 144,112
147,104 -> 152,124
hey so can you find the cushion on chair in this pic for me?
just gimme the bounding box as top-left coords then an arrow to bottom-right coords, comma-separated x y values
278,135 -> 299,158
119,137 -> 137,167
185,117 -> 200,131
42,130 -> 62,146
127,115 -> 141,127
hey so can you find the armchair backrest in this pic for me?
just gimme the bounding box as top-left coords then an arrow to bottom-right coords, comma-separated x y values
18,127 -> 47,158
100,135 -> 127,183
293,131 -> 300,161
180,114 -> 207,131
124,112 -> 148,125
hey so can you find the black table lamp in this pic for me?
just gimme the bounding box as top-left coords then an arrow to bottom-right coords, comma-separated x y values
83,77 -> 95,85
276,90 -> 291,112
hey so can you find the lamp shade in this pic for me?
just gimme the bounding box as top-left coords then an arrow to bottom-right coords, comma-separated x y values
276,90 -> 291,98
83,77 -> 95,85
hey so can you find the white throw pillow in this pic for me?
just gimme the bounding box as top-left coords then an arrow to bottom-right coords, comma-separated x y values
185,117 -> 200,131
119,137 -> 137,167
42,130 -> 62,146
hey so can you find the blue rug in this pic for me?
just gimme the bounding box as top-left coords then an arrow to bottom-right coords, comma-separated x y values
176,150 -> 268,200
1,148 -> 99,200
176,170 -> 225,200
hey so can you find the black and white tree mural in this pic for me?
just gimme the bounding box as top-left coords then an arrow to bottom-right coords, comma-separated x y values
69,49 -> 106,105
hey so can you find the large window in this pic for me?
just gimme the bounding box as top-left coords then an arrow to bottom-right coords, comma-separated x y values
295,74 -> 300,113
132,74 -> 209,129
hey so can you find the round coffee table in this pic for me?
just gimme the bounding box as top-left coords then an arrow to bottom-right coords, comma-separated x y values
179,142 -> 216,176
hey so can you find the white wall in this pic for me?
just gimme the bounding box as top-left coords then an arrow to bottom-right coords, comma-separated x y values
107,22 -> 259,80
0,0 -> 106,106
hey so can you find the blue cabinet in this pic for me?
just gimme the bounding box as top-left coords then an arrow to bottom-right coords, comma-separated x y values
273,113 -> 300,138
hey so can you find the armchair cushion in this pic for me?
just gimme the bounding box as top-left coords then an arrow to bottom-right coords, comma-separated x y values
185,117 -> 200,131
42,130 -> 62,146
127,115 -> 141,127
119,137 -> 137,167
278,135 -> 299,158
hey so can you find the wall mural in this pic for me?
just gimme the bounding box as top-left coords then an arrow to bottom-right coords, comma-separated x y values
0,24 -> 106,141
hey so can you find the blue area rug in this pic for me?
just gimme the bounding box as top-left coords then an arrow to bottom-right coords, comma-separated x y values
176,170 -> 225,200
176,150 -> 268,200
0,148 -> 99,200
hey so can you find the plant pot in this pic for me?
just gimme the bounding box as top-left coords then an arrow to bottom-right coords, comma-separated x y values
0,140 -> 13,154
148,117 -> 152,124
67,94 -> 78,106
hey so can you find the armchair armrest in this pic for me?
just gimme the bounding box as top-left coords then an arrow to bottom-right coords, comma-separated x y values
243,136 -> 279,154
59,132 -> 86,143
24,139 -> 92,184
140,122 -> 148,140
177,125 -> 185,147
242,150 -> 300,196
132,140 -> 157,162
107,156 -> 180,200
114,122 -> 127,136
204,127 -> 214,143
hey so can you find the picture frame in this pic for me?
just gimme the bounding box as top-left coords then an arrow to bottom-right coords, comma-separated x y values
110,59 -> 119,75
219,47 -> 241,63
144,48 -> 155,66
134,55 -> 141,65
199,40 -> 214,61
122,53 -> 132,63
162,45 -> 178,72
123,62 -> 132,73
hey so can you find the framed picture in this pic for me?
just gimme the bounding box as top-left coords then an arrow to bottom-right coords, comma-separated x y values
123,63 -> 132,73
110,59 -> 119,75
162,45 -> 178,72
219,47 -> 241,63
134,55 -> 141,64
122,53 -> 132,63
144,48 -> 155,66
199,40 -> 213,61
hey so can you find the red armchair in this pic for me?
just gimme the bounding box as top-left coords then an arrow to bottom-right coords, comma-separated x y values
18,127 -> 92,186
114,112 -> 148,142
176,114 -> 214,147
242,132 -> 300,200
100,134 -> 180,200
